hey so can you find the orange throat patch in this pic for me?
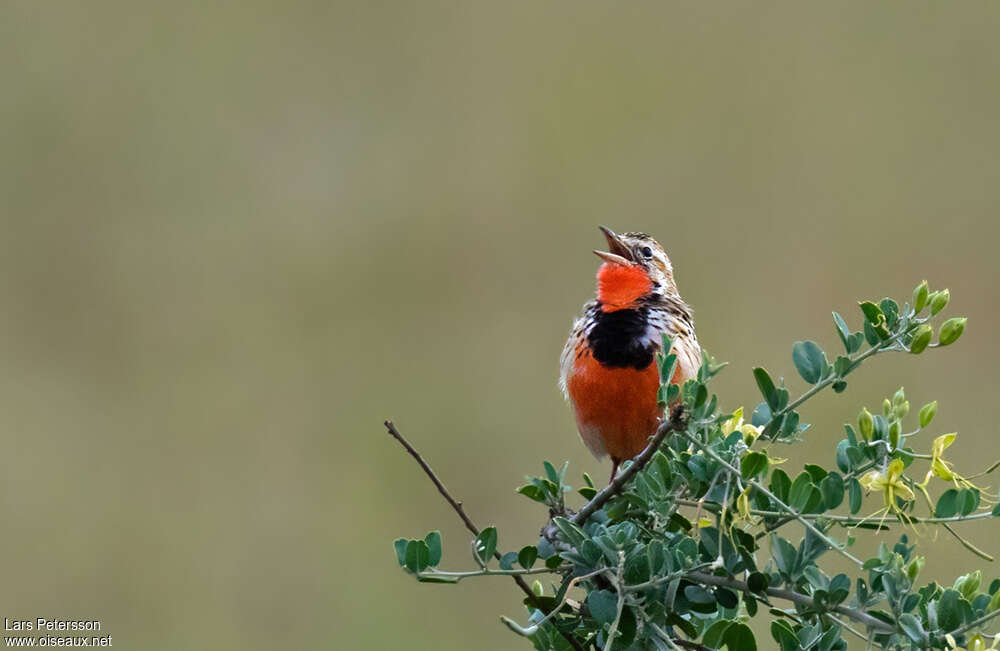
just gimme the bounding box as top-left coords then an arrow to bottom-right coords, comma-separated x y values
596,263 -> 653,312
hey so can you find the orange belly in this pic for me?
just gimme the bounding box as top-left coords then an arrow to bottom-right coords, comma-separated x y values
567,350 -> 665,461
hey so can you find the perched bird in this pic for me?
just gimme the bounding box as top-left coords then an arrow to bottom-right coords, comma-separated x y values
559,227 -> 701,482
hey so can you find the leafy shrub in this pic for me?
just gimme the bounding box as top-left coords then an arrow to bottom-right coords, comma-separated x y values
388,281 -> 1000,651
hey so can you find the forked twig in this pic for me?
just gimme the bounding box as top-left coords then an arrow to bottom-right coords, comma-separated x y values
383,420 -> 585,651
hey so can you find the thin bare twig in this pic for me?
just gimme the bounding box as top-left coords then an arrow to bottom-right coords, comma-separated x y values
383,420 -> 585,651
571,404 -> 686,527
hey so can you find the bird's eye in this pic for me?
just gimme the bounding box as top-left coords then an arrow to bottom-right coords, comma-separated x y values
640,246 -> 653,258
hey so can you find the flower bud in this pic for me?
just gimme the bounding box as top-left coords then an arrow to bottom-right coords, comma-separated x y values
889,421 -> 901,449
919,401 -> 937,428
882,399 -> 892,418
938,317 -> 967,346
955,571 -> 981,601
929,289 -> 950,315
912,280 -> 929,312
893,387 -> 906,407
532,580 -> 544,596
906,556 -> 925,582
894,401 -> 909,420
858,408 -> 874,441
909,324 -> 933,354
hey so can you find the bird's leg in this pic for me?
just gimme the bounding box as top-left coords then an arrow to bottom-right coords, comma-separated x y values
609,458 -> 620,484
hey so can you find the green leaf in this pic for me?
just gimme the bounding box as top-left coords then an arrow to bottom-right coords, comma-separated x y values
684,585 -> 714,604
741,452 -> 769,479
587,590 -> 618,625
405,539 -> 431,573
772,536 -> 798,577
863,320 -> 880,346
835,440 -> 851,473
989,588 -> 1000,613
847,331 -> 865,353
779,410 -> 800,440
820,473 -> 845,510
543,461 -> 560,485
747,572 -> 768,594
552,517 -> 586,547
517,484 -> 546,503
936,489 -> 961,518
474,527 -> 497,563
848,478 -> 863,514
880,298 -> 899,329
723,622 -> 756,651
518,546 -> 538,569
804,464 -> 828,483
937,589 -> 964,631
833,312 -> 851,349
716,588 -> 739,609
659,353 -> 678,385
959,488 -> 980,516
753,367 -> 780,410
499,552 -> 517,570
702,620 -> 732,648
789,472 -> 814,511
771,621 -> 798,651
792,341 -> 828,384
770,469 -> 791,502
578,486 -> 597,500
751,401 -> 772,427
424,531 -> 442,567
859,301 -> 883,325
393,538 -> 409,567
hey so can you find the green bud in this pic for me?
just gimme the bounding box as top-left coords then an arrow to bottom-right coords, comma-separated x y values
929,289 -> 950,315
532,580 -> 544,597
912,280 -> 929,312
894,401 -> 910,420
938,317 -> 967,346
889,421 -> 901,449
955,571 -> 981,601
909,324 -> 933,354
882,399 -> 892,418
893,387 -> 906,407
906,556 -> 925,582
919,401 -> 938,428
858,408 -> 874,441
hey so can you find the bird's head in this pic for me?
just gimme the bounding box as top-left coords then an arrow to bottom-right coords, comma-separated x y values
593,226 -> 677,311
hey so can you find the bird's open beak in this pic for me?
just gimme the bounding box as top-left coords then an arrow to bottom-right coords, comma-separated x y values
594,226 -> 634,266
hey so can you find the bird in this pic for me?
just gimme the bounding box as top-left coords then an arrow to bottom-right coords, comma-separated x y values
559,226 -> 701,482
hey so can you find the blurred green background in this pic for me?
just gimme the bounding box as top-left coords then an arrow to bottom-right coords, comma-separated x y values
1,1 -> 999,649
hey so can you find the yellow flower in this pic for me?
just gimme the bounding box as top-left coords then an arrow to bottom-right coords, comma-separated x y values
929,433 -> 958,482
722,407 -> 764,445
735,485 -> 753,523
921,433 -> 980,491
860,459 -> 914,509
